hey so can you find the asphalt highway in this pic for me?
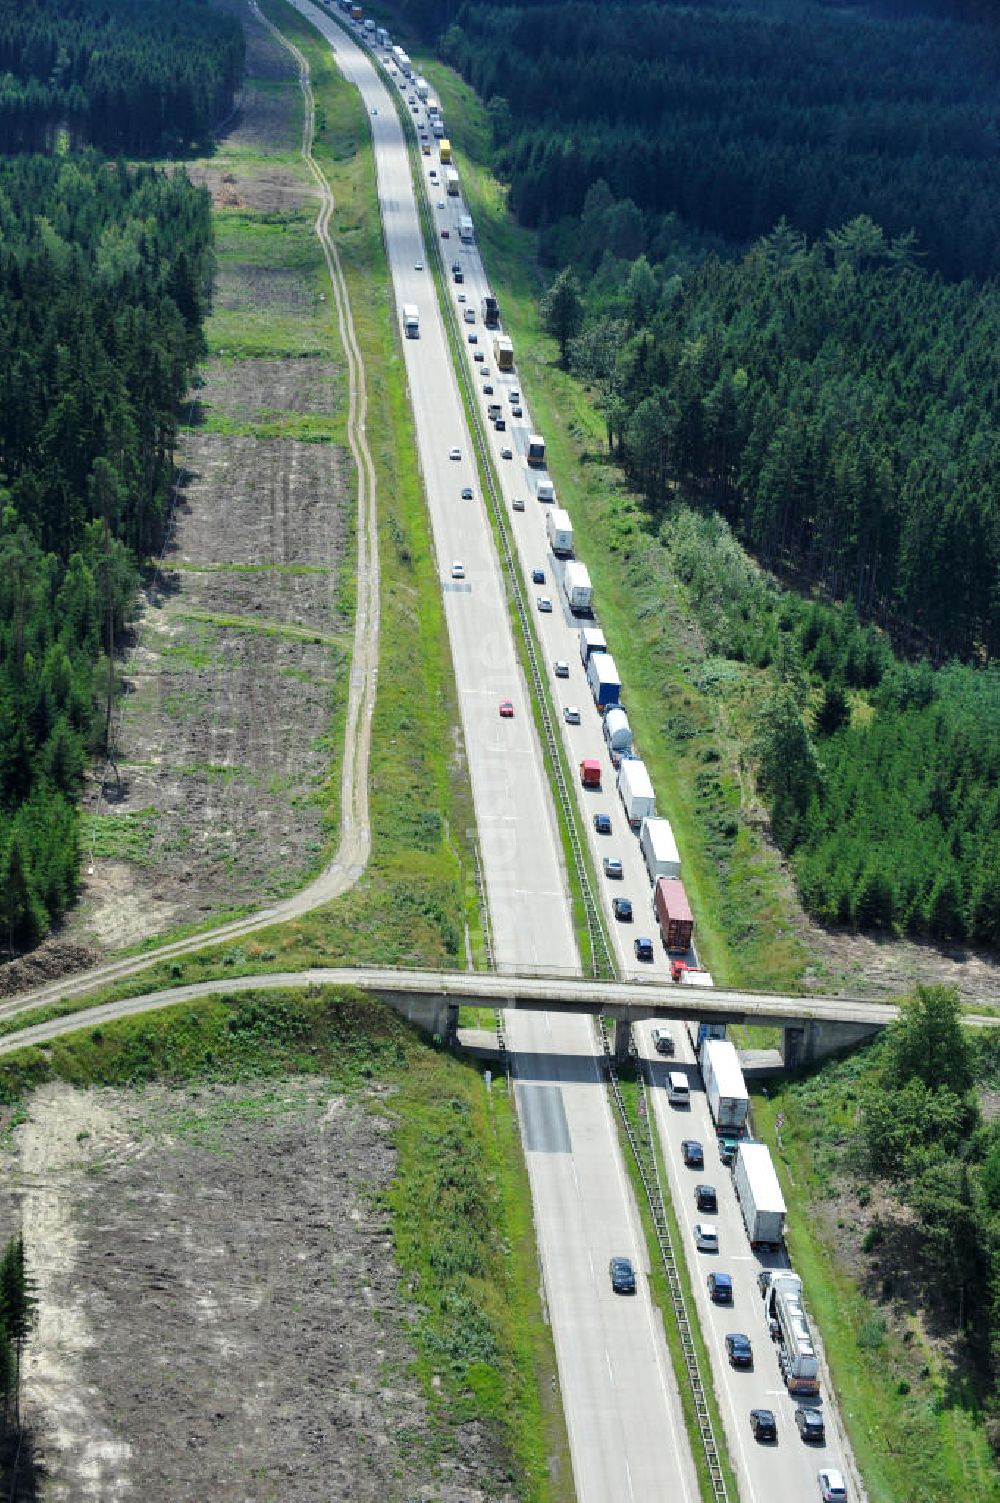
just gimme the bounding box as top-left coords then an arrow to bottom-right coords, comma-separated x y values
287,8 -> 699,1500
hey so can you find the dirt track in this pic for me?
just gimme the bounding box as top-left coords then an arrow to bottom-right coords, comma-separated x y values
2,1079 -> 501,1502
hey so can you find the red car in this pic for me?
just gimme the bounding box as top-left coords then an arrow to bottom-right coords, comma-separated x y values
499,700 -> 514,718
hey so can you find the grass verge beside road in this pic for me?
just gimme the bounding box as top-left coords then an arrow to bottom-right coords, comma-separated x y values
0,988 -> 573,1502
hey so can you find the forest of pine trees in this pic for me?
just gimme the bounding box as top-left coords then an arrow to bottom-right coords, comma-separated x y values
0,1 -> 225,953
443,0 -> 1000,280
0,0 -> 244,154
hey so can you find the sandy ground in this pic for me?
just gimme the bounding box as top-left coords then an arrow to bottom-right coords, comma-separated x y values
0,1079 -> 501,1502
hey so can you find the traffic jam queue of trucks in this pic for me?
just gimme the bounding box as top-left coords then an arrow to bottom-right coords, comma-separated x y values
679,1024 -> 824,1400
576,624 -> 704,976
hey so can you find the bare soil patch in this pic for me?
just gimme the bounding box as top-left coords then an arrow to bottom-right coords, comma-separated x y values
70,431 -> 349,949
793,898 -> 1000,1007
0,1080 -> 499,1502
55,0 -> 355,960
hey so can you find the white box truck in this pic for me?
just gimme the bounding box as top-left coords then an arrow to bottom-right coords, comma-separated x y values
618,757 -> 654,825
639,815 -> 680,881
458,214 -> 474,243
402,304 -> 419,338
562,560 -> 593,615
445,166 -> 460,196
579,627 -> 607,665
734,1142 -> 786,1247
701,1039 -> 750,1133
536,477 -> 555,502
546,508 -> 574,557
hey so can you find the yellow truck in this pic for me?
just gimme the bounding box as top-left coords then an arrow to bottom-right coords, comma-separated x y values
439,138 -> 452,164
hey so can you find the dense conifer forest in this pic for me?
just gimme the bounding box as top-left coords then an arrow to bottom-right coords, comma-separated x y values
434,0 -> 1000,946
0,2 -> 225,953
0,0 -> 244,155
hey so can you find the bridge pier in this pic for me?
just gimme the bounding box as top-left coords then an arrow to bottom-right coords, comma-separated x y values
782,1017 -> 881,1069
370,987 -> 459,1044
613,1018 -> 632,1065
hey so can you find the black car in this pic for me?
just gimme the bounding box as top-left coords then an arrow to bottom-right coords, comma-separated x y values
609,1256 -> 636,1294
634,936 -> 654,961
725,1333 -> 753,1368
695,1184 -> 717,1213
482,383 -> 494,395
612,897 -> 633,921
750,1408 -> 777,1443
681,1139 -> 704,1169
707,1271 -> 733,1303
795,1407 -> 826,1443
594,813 -> 612,835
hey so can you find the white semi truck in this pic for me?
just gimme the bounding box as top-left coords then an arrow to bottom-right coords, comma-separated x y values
545,508 -> 574,556
402,304 -> 419,339
701,1039 -> 750,1133
617,757 -> 654,825
562,560 -> 593,615
639,815 -> 681,882
734,1142 -> 786,1247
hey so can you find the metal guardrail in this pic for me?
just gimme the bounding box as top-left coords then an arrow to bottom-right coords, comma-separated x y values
598,1018 -> 731,1503
472,841 -> 494,971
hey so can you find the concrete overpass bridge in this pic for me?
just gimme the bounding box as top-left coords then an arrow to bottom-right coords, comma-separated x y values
2,964 -> 996,1066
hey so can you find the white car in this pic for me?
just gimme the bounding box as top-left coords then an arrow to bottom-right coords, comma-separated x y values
449,447 -> 461,461
818,1472 -> 847,1503
414,261 -> 423,271
554,660 -> 569,678
457,293 -> 466,303
451,561 -> 465,579
563,706 -> 581,725
694,1223 -> 719,1252
437,199 -> 445,209
536,596 -> 552,613
500,446 -> 513,460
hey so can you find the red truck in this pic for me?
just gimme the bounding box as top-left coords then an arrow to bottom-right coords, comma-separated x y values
654,876 -> 693,953
579,758 -> 602,789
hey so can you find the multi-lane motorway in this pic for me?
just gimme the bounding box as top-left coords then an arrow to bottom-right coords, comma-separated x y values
284,7 -> 859,1502
286,6 -> 699,1501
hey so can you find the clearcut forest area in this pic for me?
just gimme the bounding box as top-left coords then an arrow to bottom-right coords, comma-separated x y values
0,0 -> 355,979
0,989 -> 529,1502
72,7 -> 353,957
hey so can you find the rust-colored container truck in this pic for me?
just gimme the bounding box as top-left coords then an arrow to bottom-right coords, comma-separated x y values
653,876 -> 693,953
